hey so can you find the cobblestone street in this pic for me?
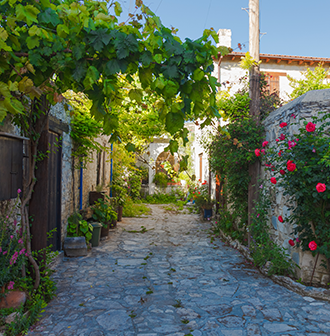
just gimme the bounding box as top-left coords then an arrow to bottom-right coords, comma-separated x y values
29,205 -> 330,336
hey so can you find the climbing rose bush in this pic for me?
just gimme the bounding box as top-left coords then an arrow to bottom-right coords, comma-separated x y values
256,112 -> 330,259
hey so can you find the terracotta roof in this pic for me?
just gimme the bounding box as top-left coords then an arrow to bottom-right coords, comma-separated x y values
217,52 -> 330,65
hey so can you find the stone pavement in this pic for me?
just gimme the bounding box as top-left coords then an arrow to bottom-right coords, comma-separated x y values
29,205 -> 330,336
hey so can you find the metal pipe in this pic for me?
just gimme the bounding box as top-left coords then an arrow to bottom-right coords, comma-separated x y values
110,143 -> 113,197
79,162 -> 83,210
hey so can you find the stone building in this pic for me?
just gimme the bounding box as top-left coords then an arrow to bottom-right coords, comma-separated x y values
0,101 -> 112,251
214,29 -> 330,101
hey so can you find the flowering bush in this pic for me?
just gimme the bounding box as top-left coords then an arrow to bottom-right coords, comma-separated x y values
0,192 -> 26,293
193,180 -> 214,210
256,112 -> 330,259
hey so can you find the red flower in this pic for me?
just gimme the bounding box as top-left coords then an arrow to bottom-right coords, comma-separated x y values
316,183 -> 326,193
309,241 -> 317,251
279,133 -> 285,141
287,160 -> 296,172
278,216 -> 284,223
306,122 -> 316,132
262,141 -> 269,147
255,149 -> 261,157
288,239 -> 295,247
198,192 -> 201,194
280,122 -> 287,128
270,177 -> 277,184
278,151 -> 283,156
276,139 -> 279,142
261,149 -> 265,155
280,169 -> 286,175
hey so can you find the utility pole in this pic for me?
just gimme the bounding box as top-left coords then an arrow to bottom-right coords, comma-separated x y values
248,0 -> 260,246
249,0 -> 260,116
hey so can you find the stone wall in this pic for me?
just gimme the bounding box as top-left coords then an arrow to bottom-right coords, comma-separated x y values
262,89 -> 330,284
0,102 -> 112,249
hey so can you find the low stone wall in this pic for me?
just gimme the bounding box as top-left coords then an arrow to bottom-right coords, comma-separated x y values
262,89 -> 330,284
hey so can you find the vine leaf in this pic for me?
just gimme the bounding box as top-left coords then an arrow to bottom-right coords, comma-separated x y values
165,112 -> 184,135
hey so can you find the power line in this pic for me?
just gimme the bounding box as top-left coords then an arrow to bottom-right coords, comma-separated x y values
204,0 -> 212,29
155,0 -> 163,13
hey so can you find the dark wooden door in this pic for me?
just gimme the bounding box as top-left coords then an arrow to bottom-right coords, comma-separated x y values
47,131 -> 62,251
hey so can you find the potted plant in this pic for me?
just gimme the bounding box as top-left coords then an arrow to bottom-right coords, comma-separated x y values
194,181 -> 214,219
89,184 -> 105,205
92,196 -> 117,237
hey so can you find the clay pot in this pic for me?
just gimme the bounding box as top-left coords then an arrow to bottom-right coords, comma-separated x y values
0,291 -> 27,310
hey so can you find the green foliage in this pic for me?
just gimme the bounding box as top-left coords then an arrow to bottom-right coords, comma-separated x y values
144,192 -> 177,204
153,172 -> 170,188
63,91 -> 105,165
0,194 -> 26,294
217,90 -> 250,121
1,233 -> 57,335
128,170 -> 143,200
209,116 -> 264,231
250,185 -> 295,276
0,0 -> 224,151
288,64 -> 330,100
122,196 -> 151,217
193,181 -> 214,211
261,112 -> 330,259
67,212 -> 93,243
92,196 -> 117,227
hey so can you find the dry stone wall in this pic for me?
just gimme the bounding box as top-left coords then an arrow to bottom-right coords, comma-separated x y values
262,89 -> 330,284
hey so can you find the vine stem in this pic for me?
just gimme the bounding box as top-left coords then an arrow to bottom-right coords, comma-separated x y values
310,252 -> 319,286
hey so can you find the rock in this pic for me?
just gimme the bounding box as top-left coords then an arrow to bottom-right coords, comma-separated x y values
0,291 -> 26,309
5,310 -> 29,324
63,237 -> 87,257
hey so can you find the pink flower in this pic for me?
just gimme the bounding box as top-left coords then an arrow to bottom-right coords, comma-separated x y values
0,247 -> 2,253
280,122 -> 287,128
17,189 -> 21,194
257,214 -> 260,218
19,248 -> 26,255
291,114 -> 296,119
279,133 -> 286,141
280,169 -> 286,175
316,183 -> 326,193
3,251 -> 7,255
255,149 -> 261,157
288,239 -> 295,247
18,238 -> 23,244
13,219 -> 17,226
309,241 -> 317,251
25,253 -> 28,257
10,235 -> 13,239
276,139 -> 279,142
262,141 -> 269,147
7,281 -> 14,290
296,237 -> 301,243
306,122 -> 316,132
261,149 -> 265,155
270,177 -> 277,185
312,148 -> 316,153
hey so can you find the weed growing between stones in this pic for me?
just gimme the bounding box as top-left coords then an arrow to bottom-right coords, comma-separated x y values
173,300 -> 183,308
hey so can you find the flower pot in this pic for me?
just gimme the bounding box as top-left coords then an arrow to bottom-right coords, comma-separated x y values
0,290 -> 26,309
203,208 -> 213,219
89,191 -> 104,205
117,206 -> 123,222
100,222 -> 110,237
91,222 -> 102,247
110,219 -> 117,229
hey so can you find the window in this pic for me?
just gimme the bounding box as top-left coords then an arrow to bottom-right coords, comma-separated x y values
264,72 -> 286,94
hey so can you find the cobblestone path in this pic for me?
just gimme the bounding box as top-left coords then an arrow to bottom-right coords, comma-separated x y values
29,205 -> 330,336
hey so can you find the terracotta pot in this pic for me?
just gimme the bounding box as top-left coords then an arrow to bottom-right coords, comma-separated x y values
0,291 -> 27,309
100,222 -> 110,237
117,206 -> 123,222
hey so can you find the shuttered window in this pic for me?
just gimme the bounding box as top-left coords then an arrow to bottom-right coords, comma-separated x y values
264,72 -> 286,94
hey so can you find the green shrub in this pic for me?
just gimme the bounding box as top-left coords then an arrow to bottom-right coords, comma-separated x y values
123,196 -> 151,217
153,172 -> 169,188
67,212 -> 93,243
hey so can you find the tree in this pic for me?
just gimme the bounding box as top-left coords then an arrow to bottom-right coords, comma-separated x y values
0,0 -> 227,287
288,64 -> 330,100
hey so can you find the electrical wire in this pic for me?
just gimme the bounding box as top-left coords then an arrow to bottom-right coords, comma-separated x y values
204,0 -> 212,29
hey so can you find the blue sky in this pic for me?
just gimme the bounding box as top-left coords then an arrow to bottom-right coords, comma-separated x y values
119,0 -> 330,58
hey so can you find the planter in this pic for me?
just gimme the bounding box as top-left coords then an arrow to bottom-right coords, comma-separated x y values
203,208 -> 213,219
89,191 -> 104,205
91,222 -> 102,247
110,219 -> 117,229
100,222 -> 110,237
0,291 -> 26,309
63,237 -> 87,257
117,206 -> 123,222
167,182 -> 181,186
